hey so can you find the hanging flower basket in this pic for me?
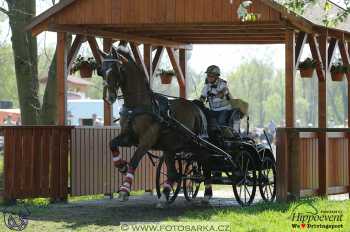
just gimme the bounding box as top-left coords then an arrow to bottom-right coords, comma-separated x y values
330,61 -> 349,82
70,55 -> 97,78
331,71 -> 344,82
299,68 -> 314,78
79,62 -> 94,78
158,69 -> 175,84
160,74 -> 173,84
298,58 -> 317,78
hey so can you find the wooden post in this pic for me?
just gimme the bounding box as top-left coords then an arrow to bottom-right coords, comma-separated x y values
318,30 -> 328,196
57,32 -> 68,125
285,31 -> 295,127
179,49 -> 187,98
276,128 -> 289,201
152,47 -> 165,74
144,44 -> 152,81
103,38 -> 113,126
289,131 -> 301,200
166,47 -> 186,98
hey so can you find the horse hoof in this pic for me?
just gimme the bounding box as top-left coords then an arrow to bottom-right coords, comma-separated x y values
201,196 -> 211,204
118,191 -> 129,202
159,192 -> 168,204
156,202 -> 165,209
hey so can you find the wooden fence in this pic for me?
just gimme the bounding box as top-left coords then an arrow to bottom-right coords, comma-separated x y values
70,127 -> 161,196
0,126 -> 72,200
276,128 -> 350,201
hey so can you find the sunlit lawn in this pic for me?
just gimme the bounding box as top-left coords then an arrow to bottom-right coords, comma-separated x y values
0,196 -> 346,232
0,152 -> 348,231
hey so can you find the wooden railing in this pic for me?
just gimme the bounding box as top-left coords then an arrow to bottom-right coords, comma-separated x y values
0,126 -> 72,201
276,128 -> 350,201
70,127 -> 161,196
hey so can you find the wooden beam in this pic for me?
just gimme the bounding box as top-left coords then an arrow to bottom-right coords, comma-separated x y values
339,41 -> 350,129
152,47 -> 164,74
48,25 -> 192,50
166,47 -> 186,96
318,30 -> 328,197
295,32 -> 307,67
67,34 -> 84,70
318,30 -> 328,128
308,34 -> 325,81
276,129 -> 289,202
57,32 -> 68,125
179,49 -> 187,98
129,43 -> 150,80
339,40 -> 350,80
87,37 -> 102,65
285,31 -> 295,127
144,44 -> 152,81
327,38 -> 338,70
103,38 -> 113,126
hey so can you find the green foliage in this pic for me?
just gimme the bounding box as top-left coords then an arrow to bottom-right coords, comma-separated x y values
226,58 -> 280,127
298,58 -> 317,70
70,55 -> 98,74
330,60 -> 350,73
85,75 -> 103,99
331,62 -> 350,73
281,0 -> 350,27
158,69 -> 176,76
0,45 -> 18,107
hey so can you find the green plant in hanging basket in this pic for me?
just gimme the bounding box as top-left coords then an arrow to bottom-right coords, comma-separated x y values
70,55 -> 98,78
158,69 -> 176,84
330,60 -> 347,81
298,58 -> 317,78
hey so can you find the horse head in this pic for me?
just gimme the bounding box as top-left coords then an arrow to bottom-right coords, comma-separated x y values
98,45 -> 129,105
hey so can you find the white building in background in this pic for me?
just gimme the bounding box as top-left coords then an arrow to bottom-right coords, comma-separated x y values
67,99 -> 122,126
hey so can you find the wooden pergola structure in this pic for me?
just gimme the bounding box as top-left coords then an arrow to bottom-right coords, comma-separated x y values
22,0 -> 350,201
27,0 -> 350,128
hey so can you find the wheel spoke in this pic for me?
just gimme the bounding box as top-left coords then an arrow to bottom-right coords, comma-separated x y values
244,185 -> 251,198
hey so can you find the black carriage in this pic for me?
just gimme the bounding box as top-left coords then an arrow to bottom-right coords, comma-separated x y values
152,100 -> 277,207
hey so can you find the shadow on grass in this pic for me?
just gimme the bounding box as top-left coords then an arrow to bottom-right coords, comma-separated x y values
0,196 -> 323,230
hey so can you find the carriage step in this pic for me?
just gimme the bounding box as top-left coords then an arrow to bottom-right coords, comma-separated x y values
211,177 -> 233,185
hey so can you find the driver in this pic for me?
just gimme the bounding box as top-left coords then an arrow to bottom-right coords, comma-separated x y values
200,65 -> 232,126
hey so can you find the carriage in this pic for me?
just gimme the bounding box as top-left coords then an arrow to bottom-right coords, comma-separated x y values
148,99 -> 277,207
98,45 -> 276,207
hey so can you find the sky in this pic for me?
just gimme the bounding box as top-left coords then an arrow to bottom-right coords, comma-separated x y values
0,0 -> 346,76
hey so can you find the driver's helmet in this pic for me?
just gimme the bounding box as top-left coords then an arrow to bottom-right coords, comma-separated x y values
205,65 -> 221,77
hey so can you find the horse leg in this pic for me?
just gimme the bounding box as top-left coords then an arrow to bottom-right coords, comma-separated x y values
199,150 -> 213,203
118,123 -> 160,201
159,151 -> 177,203
110,133 -> 133,174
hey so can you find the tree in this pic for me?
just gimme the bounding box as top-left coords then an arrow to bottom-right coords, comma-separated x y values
1,0 -> 40,125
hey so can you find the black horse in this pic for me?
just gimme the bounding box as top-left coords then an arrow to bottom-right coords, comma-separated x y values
98,44 -> 212,204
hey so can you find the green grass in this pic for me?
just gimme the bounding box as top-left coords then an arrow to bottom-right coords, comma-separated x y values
169,198 -> 350,232
0,197 -> 347,231
0,152 -> 348,231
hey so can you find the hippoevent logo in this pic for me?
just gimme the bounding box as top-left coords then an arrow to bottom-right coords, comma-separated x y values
290,202 -> 344,230
3,204 -> 30,231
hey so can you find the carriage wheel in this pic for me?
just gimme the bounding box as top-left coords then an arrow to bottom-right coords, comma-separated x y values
259,156 -> 276,202
232,150 -> 257,207
183,161 -> 202,202
156,156 -> 182,204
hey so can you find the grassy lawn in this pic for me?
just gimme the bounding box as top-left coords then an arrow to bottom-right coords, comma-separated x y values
0,152 -> 348,231
0,197 -> 347,231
